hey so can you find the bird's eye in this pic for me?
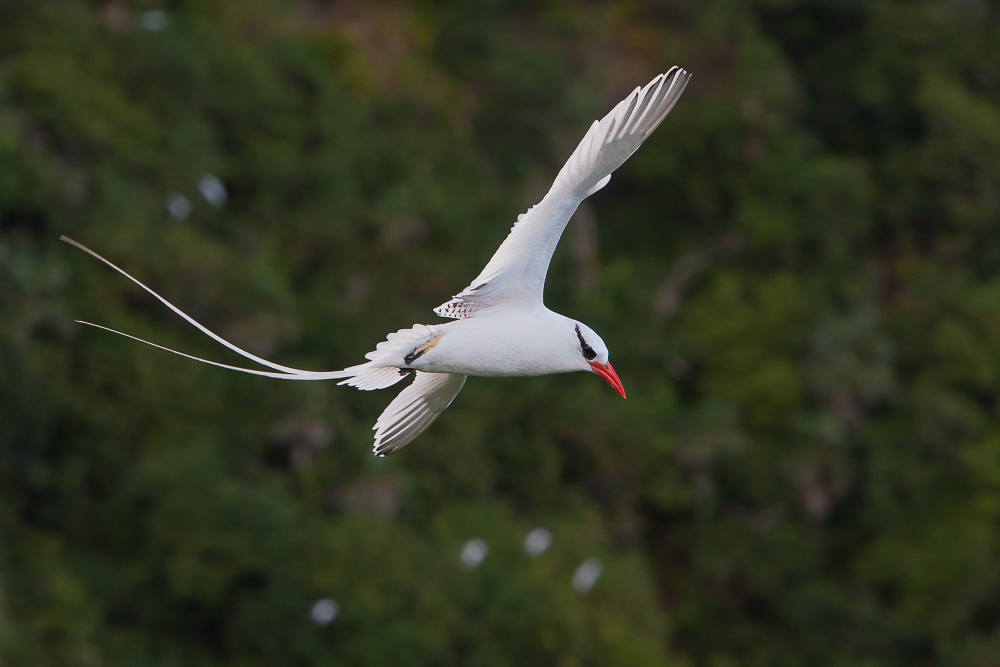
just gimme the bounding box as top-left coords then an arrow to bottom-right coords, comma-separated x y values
575,324 -> 597,361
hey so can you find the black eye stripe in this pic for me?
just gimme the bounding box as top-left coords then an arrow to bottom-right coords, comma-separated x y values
575,324 -> 597,361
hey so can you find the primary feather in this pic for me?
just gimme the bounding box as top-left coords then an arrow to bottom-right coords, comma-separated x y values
372,372 -> 467,456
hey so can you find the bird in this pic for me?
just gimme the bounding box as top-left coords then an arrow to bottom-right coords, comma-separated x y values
62,67 -> 691,456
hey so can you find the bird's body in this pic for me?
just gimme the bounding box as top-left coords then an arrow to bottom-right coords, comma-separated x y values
64,67 -> 691,455
373,309 -> 595,377
425,311 -> 588,376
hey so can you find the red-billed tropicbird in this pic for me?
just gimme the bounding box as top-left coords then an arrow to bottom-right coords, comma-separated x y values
63,67 -> 690,456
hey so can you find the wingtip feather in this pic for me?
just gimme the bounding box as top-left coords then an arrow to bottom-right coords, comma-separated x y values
557,67 -> 691,197
370,372 -> 467,456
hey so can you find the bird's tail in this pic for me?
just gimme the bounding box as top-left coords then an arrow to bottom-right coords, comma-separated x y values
336,324 -> 442,390
61,236 -> 352,381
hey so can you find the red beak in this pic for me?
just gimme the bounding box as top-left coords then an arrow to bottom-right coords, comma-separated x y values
588,361 -> 626,399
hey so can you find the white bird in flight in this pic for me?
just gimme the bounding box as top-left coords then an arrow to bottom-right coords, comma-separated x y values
63,67 -> 691,456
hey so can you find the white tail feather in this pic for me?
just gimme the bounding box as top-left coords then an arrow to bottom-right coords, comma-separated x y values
62,236 -> 347,380
338,365 -> 409,390
74,320 -> 348,380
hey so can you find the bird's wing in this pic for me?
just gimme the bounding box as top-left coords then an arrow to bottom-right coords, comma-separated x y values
434,67 -> 690,319
372,371 -> 467,456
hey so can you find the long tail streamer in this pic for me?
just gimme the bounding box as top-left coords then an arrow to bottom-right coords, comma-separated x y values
61,236 -> 348,380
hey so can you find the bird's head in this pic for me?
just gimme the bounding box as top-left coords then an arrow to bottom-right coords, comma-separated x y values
573,322 -> 625,399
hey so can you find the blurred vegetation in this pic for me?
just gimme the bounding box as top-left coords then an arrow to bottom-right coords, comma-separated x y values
2,0 -> 1000,665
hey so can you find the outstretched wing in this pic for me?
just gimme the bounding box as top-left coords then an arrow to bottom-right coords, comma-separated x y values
435,67 -> 690,319
372,372 -> 467,456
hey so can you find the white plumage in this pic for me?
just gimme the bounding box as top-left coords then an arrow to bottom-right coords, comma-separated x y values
436,68 -> 690,318
372,372 -> 468,457
63,67 -> 691,455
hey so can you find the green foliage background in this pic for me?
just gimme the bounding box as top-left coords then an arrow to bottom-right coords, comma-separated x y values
2,1 -> 1000,665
